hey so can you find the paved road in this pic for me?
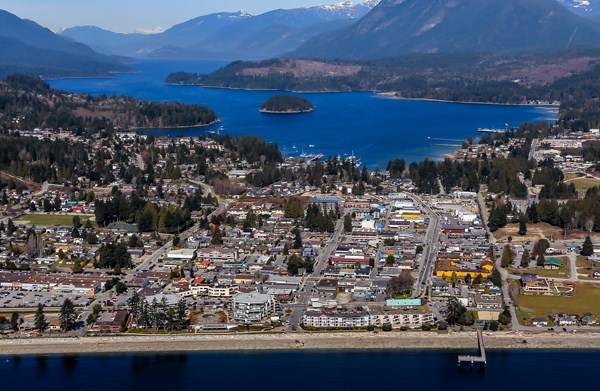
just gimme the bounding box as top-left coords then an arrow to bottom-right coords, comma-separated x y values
410,194 -> 441,298
287,216 -> 346,328
529,138 -> 539,161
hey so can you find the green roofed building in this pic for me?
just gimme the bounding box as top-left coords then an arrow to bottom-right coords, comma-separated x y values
544,258 -> 562,270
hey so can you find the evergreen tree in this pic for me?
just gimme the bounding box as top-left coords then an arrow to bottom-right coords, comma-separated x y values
343,214 -> 352,233
293,228 -> 302,249
34,304 -> 48,332
490,268 -> 503,288
501,245 -> 514,268
488,206 -> 507,232
518,215 -> 527,236
536,252 -> 546,267
527,203 -> 539,223
7,219 -> 16,235
210,227 -> 223,245
176,299 -> 187,330
385,254 -> 395,266
582,236 -> 594,256
287,254 -> 304,276
59,298 -> 77,332
10,312 -> 19,331
446,297 -> 467,325
520,248 -> 531,268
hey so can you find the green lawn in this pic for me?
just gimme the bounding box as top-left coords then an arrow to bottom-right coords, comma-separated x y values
515,308 -> 536,327
15,213 -> 96,227
518,283 -> 600,319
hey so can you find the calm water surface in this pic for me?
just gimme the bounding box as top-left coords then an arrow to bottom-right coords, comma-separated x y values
50,60 -> 556,168
1,349 -> 596,390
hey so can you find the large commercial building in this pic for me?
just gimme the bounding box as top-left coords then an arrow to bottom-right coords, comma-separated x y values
232,292 -> 277,323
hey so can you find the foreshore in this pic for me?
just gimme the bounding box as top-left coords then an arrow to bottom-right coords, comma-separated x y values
131,118 -> 220,131
377,92 -> 561,109
2,331 -> 600,356
259,109 -> 314,114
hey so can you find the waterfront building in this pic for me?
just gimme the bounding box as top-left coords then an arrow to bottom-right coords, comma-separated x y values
303,309 -> 369,328
232,292 -> 277,323
368,308 -> 434,328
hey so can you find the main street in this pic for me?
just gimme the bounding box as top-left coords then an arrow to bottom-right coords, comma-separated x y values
410,194 -> 441,298
287,215 -> 346,328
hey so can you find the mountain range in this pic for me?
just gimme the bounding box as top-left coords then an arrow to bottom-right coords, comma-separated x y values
2,0 -> 600,78
0,10 -> 128,78
60,1 -> 381,60
292,0 -> 600,60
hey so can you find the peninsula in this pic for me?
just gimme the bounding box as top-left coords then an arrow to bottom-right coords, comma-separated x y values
260,95 -> 314,114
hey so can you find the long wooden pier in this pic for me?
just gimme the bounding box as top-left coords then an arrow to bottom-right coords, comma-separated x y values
458,328 -> 487,368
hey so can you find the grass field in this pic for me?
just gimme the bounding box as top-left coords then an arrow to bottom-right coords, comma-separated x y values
494,222 -> 600,242
518,283 -> 600,321
494,222 -> 562,242
564,173 -> 600,193
576,255 -> 600,278
15,213 -> 96,227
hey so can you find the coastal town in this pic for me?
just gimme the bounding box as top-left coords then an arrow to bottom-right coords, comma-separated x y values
2,92 -> 600,347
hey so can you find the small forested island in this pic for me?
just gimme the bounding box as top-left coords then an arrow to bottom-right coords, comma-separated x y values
260,95 -> 314,114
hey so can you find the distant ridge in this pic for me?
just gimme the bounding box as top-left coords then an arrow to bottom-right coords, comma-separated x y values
0,9 -> 128,77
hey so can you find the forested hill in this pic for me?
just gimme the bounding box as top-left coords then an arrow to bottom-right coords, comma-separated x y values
0,75 -> 218,133
166,52 -> 600,99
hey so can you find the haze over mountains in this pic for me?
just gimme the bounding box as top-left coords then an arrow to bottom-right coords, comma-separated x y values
60,1 -> 381,60
0,10 -> 128,78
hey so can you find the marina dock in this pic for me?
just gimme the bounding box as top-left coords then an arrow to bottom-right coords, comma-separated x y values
458,328 -> 487,368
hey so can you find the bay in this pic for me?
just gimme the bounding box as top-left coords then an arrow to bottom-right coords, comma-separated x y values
49,60 -> 556,169
1,349 -> 596,391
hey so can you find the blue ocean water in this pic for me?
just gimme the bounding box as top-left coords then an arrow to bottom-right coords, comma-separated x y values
1,349 -> 596,391
49,60 -> 555,169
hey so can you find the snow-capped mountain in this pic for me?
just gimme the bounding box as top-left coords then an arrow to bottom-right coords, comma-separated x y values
556,0 -> 600,19
318,1 -> 381,17
61,1 -> 380,60
558,0 -> 592,11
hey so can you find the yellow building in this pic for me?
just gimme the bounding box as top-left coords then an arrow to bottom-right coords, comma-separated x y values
435,258 -> 490,279
435,270 -> 490,279
401,213 -> 423,220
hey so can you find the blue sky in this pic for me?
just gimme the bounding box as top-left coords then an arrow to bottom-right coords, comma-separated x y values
0,0 -> 337,33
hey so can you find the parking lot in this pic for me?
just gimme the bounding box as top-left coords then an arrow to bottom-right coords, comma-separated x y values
0,290 -> 91,308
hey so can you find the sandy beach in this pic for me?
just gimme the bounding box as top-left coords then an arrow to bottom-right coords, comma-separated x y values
1,331 -> 600,355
